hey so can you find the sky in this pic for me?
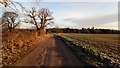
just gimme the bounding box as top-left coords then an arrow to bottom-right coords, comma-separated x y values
0,0 -> 119,30
3,0 -> 119,2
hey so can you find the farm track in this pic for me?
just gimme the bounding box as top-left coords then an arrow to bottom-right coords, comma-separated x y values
10,34 -> 84,66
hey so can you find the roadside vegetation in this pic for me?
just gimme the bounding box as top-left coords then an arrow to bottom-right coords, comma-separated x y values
2,29 -> 38,65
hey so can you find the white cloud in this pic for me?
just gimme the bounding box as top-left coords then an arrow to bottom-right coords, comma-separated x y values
63,14 -> 118,29
101,22 -> 118,30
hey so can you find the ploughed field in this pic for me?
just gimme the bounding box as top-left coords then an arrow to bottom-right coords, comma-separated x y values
58,33 -> 120,65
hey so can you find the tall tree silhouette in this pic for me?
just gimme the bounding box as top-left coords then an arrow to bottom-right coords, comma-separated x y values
2,12 -> 20,31
27,7 -> 54,35
27,7 -> 39,30
38,8 -> 54,35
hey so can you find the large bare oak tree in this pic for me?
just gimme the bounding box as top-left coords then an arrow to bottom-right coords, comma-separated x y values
38,8 -> 54,35
27,7 -> 54,35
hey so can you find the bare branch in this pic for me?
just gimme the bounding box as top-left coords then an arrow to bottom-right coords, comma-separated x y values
46,17 -> 54,21
44,21 -> 54,27
13,20 -> 21,28
2,12 -> 19,30
38,8 -> 54,28
38,8 -> 53,19
27,7 -> 39,29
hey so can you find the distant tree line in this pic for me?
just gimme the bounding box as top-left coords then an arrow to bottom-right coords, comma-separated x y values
47,27 -> 120,34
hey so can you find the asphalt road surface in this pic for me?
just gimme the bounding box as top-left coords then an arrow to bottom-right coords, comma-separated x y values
13,34 -> 84,66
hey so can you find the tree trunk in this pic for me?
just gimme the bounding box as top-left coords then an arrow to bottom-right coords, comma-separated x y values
37,27 -> 46,36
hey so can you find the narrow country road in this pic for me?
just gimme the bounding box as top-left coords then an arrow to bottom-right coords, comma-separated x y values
12,34 -> 84,66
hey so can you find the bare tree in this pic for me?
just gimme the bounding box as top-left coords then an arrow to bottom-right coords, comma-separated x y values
27,7 -> 54,35
2,12 -> 20,31
38,8 -> 54,28
38,8 -> 54,34
27,7 -> 39,30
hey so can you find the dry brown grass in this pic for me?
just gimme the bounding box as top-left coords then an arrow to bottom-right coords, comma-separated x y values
2,29 -> 41,65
